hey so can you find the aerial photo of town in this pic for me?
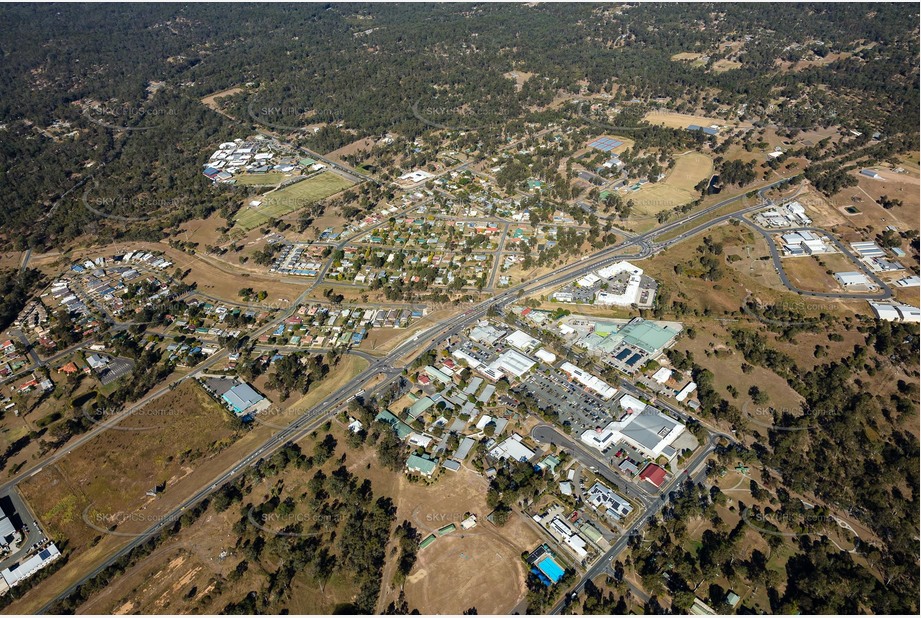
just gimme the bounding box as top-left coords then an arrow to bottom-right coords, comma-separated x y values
0,2 -> 917,616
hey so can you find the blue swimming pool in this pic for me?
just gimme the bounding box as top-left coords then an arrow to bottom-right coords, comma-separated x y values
536,555 -> 565,583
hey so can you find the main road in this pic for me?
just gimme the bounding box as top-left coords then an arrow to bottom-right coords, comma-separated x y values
33,177 -> 793,611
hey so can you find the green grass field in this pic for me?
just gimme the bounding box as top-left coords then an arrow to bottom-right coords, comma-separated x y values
234,171 -> 355,231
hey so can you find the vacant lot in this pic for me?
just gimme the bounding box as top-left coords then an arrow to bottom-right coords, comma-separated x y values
629,152 -> 714,213
234,172 -> 355,231
711,59 -> 743,72
19,381 -> 240,554
643,110 -> 751,130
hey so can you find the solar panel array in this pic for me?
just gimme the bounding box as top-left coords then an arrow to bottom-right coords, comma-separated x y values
588,136 -> 624,152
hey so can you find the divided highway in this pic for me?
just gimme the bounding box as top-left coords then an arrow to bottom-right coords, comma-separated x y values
32,177 -> 841,611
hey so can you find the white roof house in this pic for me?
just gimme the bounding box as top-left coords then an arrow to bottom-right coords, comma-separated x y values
651,367 -> 673,384
676,382 -> 697,402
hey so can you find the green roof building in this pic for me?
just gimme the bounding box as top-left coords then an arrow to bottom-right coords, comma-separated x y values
406,454 -> 438,477
376,410 -> 413,440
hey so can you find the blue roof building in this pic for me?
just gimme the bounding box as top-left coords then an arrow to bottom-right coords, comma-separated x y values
222,383 -> 265,415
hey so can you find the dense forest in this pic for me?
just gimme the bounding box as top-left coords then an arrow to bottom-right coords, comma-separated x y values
0,3 -> 917,250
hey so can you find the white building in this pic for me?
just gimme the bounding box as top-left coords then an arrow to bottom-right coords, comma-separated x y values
869,302 -> 921,323
559,362 -> 618,400
504,330 -> 540,353
834,272 -> 871,288
580,395 -> 685,459
535,348 -> 557,364
483,349 -> 536,380
489,433 -> 536,462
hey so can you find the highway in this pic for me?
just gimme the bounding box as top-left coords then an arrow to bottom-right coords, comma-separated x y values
27,176 -> 837,611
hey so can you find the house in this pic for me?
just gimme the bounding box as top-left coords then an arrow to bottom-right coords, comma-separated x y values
59,362 -> 79,375
690,598 -> 717,615
639,463 -> 667,488
406,454 -> 437,477
726,591 -> 742,608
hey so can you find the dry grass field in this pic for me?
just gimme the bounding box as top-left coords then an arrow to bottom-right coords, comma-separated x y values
628,152 -> 714,214
643,110 -> 752,131
72,419 -> 542,615
19,382 -> 239,555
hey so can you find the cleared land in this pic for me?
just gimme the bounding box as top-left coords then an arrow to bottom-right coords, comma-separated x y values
234,172 -> 355,231
628,152 -> 714,214
643,110 -> 751,130
711,59 -> 743,72
19,381 -> 240,556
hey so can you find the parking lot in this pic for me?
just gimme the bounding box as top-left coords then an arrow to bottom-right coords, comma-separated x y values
515,370 -> 616,432
98,357 -> 135,386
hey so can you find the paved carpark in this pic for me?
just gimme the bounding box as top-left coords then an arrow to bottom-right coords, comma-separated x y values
450,339 -> 502,365
0,488 -> 47,571
98,357 -> 135,386
517,370 -> 615,432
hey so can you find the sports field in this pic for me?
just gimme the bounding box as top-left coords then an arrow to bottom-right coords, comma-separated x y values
628,152 -> 714,214
234,171 -> 355,231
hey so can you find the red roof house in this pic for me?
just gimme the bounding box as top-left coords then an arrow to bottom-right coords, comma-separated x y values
639,463 -> 667,488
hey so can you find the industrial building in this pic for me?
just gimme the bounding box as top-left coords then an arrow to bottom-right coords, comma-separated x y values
869,302 -> 921,323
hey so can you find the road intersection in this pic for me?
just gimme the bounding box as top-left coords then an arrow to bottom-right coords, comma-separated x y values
25,176 -> 881,612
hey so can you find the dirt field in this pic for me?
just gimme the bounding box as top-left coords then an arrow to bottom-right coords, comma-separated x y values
671,52 -> 704,62
234,172 -> 356,231
323,137 -> 377,164
628,152 -> 714,214
504,70 -> 535,91
382,466 -> 543,614
781,255 -> 848,293
711,59 -> 742,72
200,87 -> 244,120
643,111 -> 752,130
